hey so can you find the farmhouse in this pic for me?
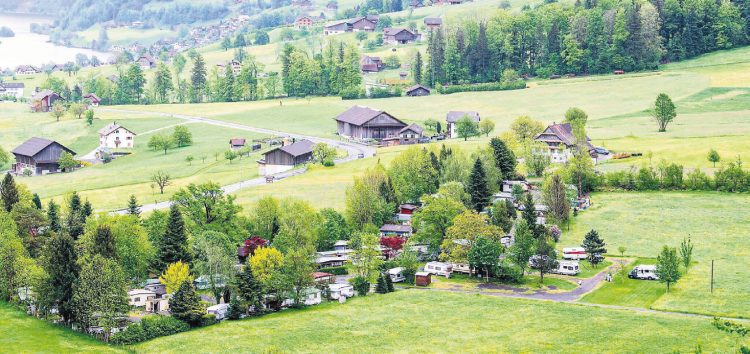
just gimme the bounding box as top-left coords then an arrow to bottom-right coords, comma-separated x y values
405,84 -> 430,96
383,28 -> 421,44
30,89 -> 62,112
0,82 -> 25,99
533,122 -> 596,163
295,16 -> 314,29
229,138 -> 246,150
217,59 -> 242,76
446,111 -> 481,138
257,139 -> 315,175
12,137 -> 76,175
15,65 -> 39,75
360,55 -> 385,72
324,16 -> 378,35
398,124 -> 424,144
83,93 -> 101,107
136,54 -> 156,69
424,17 -> 442,30
334,106 -> 408,140
99,122 -> 136,149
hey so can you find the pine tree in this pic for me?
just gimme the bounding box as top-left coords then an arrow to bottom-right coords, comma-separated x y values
127,195 -> 141,217
227,295 -> 244,320
412,51 -> 423,84
32,193 -> 42,209
581,229 -> 607,266
223,64 -> 236,102
236,264 -> 263,314
522,193 -> 536,228
43,232 -> 79,324
92,224 -> 117,259
170,281 -> 205,326
490,138 -> 517,179
47,200 -> 61,233
467,158 -> 490,212
66,192 -> 85,239
81,200 -> 92,218
1,173 -> 19,212
190,54 -> 207,103
155,204 -> 192,272
385,272 -> 394,292
375,273 -> 388,294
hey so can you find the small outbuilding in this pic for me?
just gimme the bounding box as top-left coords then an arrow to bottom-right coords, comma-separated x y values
257,139 -> 315,176
229,138 -> 246,150
405,84 -> 430,97
415,271 -> 431,286
398,124 -> 424,145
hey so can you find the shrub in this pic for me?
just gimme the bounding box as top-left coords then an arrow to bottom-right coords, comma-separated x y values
340,87 -> 363,100
200,314 -> 217,327
350,276 -> 370,296
712,317 -> 748,336
438,80 -> 526,95
319,266 -> 348,275
322,159 -> 335,167
110,315 -> 189,345
368,86 -> 401,99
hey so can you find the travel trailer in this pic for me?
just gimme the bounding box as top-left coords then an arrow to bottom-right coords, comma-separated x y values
562,247 -> 587,260
387,267 -> 406,282
629,265 -> 659,280
424,262 -> 452,278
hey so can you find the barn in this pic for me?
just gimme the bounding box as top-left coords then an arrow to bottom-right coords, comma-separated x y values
257,139 -> 315,175
11,137 -> 76,175
334,105 -> 407,140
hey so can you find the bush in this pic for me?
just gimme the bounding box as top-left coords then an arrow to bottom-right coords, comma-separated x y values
110,315 -> 189,345
350,276 -> 370,296
438,80 -> 526,95
368,86 -> 401,99
200,314 -> 217,327
319,266 -> 348,275
322,159 -> 335,167
340,87 -> 363,100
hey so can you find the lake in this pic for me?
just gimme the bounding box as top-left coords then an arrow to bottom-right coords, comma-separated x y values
0,13 -> 111,69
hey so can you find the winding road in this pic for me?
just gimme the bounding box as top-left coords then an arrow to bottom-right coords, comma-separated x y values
99,108 -> 376,214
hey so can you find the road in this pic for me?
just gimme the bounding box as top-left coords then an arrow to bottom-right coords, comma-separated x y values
100,108 -> 376,214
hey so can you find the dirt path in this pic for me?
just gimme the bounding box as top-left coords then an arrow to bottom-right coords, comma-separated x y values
99,108 -> 376,214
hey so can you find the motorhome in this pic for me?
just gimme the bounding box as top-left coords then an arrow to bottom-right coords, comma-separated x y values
328,283 -> 355,300
629,265 -> 659,280
424,262 -> 452,278
563,247 -> 587,260
387,267 -> 406,282
553,261 -> 580,276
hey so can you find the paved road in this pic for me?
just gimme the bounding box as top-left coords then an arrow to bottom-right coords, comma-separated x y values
101,108 -> 376,214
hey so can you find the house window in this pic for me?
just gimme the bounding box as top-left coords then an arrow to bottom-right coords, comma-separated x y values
135,297 -> 140,302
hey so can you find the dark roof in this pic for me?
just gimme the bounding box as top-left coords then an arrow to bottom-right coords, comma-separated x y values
32,89 -> 58,101
534,122 -> 594,150
400,203 -> 419,211
446,111 -> 480,123
334,105 -> 406,127
384,28 -> 416,36
230,138 -> 246,146
12,137 -> 75,157
83,93 -> 101,102
406,84 -> 430,94
400,123 -> 424,135
267,139 -> 315,157
380,224 -> 413,233
424,17 -> 442,25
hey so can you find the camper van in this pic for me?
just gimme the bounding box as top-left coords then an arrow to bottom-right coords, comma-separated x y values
629,265 -> 659,280
563,247 -> 587,260
387,267 -> 406,282
328,283 -> 355,300
424,262 -> 452,278
553,261 -> 580,276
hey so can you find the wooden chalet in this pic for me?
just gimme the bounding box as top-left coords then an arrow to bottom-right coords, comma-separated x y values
257,139 -> 315,175
83,93 -> 101,107
398,124 -> 424,144
229,138 -> 246,150
12,137 -> 76,175
334,106 -> 407,140
360,55 -> 385,72
424,17 -> 442,30
533,122 -> 596,163
383,28 -> 421,44
30,89 -> 62,113
405,84 -> 430,96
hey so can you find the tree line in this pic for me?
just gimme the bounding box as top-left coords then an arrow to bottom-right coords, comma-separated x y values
420,0 -> 749,86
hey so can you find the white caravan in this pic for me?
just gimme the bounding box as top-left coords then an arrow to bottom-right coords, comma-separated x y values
424,262 -> 452,278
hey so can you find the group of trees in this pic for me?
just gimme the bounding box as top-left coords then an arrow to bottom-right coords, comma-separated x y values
421,0 -> 749,85
656,237 -> 694,292
280,41 -> 362,98
147,125 -> 194,155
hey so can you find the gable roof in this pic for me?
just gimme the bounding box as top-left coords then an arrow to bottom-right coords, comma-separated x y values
230,138 -> 246,146
446,111 -> 480,123
265,139 -> 316,158
399,123 -> 424,135
380,224 -> 412,233
12,137 -> 75,157
406,84 -> 430,94
424,17 -> 442,25
534,122 -> 593,149
334,105 -> 406,127
83,93 -> 101,102
31,89 -> 59,101
99,122 -> 136,136
384,28 -> 416,37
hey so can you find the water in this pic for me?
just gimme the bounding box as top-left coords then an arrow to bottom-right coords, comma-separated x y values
0,13 -> 111,69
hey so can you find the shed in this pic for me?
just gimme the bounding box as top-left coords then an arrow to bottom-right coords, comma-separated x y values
405,84 -> 430,97
230,138 -> 246,150
415,271 -> 431,286
12,137 -> 76,175
258,139 -> 315,175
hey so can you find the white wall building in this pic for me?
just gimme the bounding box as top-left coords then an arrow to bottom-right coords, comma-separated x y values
99,122 -> 136,149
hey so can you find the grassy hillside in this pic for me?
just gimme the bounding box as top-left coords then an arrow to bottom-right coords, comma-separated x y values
132,290 -> 747,353
569,192 -> 750,318
0,303 -> 122,353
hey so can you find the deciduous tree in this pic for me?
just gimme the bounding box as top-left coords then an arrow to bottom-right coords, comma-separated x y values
652,93 -> 677,132
656,245 -> 681,292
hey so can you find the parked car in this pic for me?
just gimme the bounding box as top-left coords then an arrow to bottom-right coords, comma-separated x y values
417,137 -> 431,144
629,265 -> 659,280
595,147 -> 610,155
424,261 -> 452,278
387,267 -> 406,282
357,153 -> 365,159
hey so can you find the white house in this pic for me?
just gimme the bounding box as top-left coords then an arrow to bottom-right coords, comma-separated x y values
99,122 -> 136,149
445,111 -> 480,138
128,289 -> 157,307
533,122 -> 597,163
0,83 -> 25,99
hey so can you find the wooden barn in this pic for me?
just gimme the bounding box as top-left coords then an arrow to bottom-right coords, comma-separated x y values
334,105 -> 407,140
257,139 -> 315,175
30,90 -> 62,113
405,84 -> 430,97
12,137 -> 76,175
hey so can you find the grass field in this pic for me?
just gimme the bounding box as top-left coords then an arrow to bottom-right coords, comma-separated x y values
0,303 -> 122,353
131,290 -> 747,353
567,192 -> 750,318
580,258 -> 666,308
